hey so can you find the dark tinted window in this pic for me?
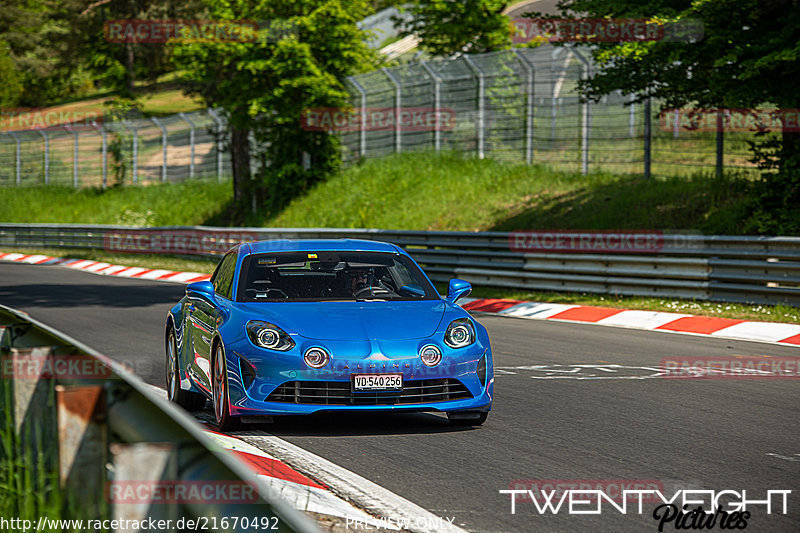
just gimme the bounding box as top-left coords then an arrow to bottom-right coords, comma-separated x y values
236,251 -> 438,302
212,252 -> 237,299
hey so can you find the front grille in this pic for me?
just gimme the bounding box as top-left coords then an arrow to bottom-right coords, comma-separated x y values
266,378 -> 472,406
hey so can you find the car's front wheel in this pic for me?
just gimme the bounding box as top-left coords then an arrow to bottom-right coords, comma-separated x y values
212,341 -> 241,431
166,327 -> 205,411
447,411 -> 488,426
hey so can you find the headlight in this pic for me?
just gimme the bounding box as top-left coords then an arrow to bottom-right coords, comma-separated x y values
246,321 -> 295,351
419,344 -> 442,367
444,318 -> 475,348
304,347 -> 330,369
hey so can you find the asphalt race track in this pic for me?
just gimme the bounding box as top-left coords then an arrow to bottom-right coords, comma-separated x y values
1,261 -> 798,532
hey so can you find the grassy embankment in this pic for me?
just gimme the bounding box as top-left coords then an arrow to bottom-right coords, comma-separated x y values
2,152 -> 797,323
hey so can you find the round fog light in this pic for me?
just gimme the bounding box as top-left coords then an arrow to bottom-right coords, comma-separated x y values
304,347 -> 330,369
420,344 -> 442,367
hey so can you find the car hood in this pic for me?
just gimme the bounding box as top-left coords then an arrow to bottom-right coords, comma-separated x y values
238,300 -> 447,341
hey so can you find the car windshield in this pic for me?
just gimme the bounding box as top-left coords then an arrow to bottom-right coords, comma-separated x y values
236,251 -> 439,302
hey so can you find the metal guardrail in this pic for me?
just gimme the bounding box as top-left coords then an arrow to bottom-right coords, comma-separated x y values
1,224 -> 799,305
0,304 -> 319,533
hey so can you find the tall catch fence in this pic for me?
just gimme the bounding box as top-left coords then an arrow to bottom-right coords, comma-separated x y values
0,45 -> 775,188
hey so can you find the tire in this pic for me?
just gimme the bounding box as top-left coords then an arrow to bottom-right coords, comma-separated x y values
166,327 -> 206,411
212,341 -> 242,431
447,411 -> 488,426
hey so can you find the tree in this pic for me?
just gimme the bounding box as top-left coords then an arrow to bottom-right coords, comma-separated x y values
397,0 -> 511,56
172,0 -> 376,220
548,0 -> 800,232
0,40 -> 22,108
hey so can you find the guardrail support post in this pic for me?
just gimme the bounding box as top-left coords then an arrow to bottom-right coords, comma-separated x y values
124,121 -> 138,184
207,108 -> 225,181
178,113 -> 196,179
347,77 -> 368,158
151,117 -> 168,183
57,384 -> 108,520
93,122 -> 108,189
420,61 -> 443,152
110,443 -> 178,525
8,131 -> 21,185
382,68 -> 402,154
514,50 -> 535,164
37,129 -> 49,184
64,124 -> 79,187
462,55 -> 486,159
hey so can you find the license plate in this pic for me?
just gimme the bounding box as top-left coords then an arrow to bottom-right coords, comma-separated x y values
352,373 -> 403,391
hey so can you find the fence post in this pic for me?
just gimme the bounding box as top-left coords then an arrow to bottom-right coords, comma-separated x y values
150,117 -> 168,183
382,68 -> 402,154
124,121 -> 138,184
64,125 -> 79,188
629,94 -> 636,138
178,113 -> 196,179
8,131 -> 21,185
93,122 -> 107,189
207,108 -> 224,181
568,47 -> 591,175
716,110 -> 724,178
462,54 -> 485,159
644,97 -> 652,179
673,107 -> 680,139
37,130 -> 49,184
514,50 -> 535,164
550,47 -> 567,141
347,77 -> 368,158
420,61 -> 443,152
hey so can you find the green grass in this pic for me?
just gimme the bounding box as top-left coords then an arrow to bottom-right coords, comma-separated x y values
263,152 -> 757,234
0,181 -> 231,226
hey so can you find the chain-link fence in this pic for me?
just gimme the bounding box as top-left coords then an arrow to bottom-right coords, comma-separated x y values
0,109 -> 232,187
0,45 -> 777,188
342,45 -> 773,177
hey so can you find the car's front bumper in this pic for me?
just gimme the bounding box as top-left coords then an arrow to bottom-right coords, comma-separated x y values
223,336 -> 494,417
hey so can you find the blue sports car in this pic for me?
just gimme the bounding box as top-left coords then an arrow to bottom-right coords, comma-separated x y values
165,239 -> 493,430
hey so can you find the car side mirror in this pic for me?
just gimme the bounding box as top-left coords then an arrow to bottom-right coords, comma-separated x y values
186,280 -> 215,300
445,278 -> 472,303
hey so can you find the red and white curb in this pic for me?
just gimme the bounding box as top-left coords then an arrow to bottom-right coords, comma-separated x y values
460,298 -> 800,347
0,252 -> 211,284
203,429 -> 396,529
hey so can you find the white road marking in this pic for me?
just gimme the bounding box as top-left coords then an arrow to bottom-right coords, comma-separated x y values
495,364 -> 665,380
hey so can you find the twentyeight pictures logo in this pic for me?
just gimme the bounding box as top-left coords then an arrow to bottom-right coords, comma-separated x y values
500,483 -> 792,531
